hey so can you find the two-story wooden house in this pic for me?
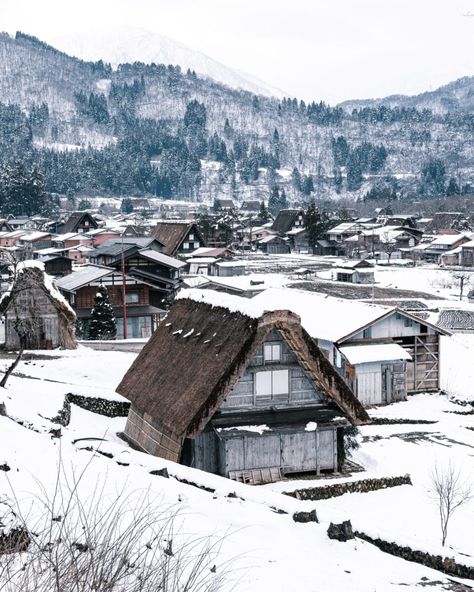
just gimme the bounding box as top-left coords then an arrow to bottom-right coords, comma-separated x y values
152,221 -> 206,257
57,264 -> 166,339
117,297 -> 370,483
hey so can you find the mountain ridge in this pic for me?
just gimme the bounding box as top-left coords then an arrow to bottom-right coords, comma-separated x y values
46,26 -> 287,100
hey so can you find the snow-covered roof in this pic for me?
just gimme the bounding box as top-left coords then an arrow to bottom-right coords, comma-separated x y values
430,234 -> 469,246
56,265 -> 114,291
138,249 -> 186,269
18,231 -> 51,242
215,260 -> 247,267
182,287 -> 395,343
339,343 -> 412,365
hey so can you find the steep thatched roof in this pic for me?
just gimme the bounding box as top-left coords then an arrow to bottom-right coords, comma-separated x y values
0,262 -> 76,323
151,222 -> 204,255
271,209 -> 304,234
117,298 -> 369,440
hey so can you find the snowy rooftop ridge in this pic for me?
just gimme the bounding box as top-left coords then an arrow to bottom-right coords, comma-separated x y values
178,287 -> 397,343
177,288 -> 262,318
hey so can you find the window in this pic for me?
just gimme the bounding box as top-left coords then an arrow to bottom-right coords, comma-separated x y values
363,327 -> 371,338
264,343 -> 281,362
125,292 -> 140,304
189,233 -> 194,240
404,317 -> 414,328
255,369 -> 288,399
182,242 -> 189,250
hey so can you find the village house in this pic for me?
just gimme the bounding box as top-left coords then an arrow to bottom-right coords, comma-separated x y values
55,212 -> 100,235
460,240 -> 474,267
0,261 -> 77,350
250,288 -> 450,405
117,296 -> 370,483
271,209 -> 305,236
38,255 -> 73,277
258,234 -> 291,255
331,260 -> 375,284
88,238 -> 164,266
152,221 -> 206,257
424,233 -> 471,263
57,264 -> 166,339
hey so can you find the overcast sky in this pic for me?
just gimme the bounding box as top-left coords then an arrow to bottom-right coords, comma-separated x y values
2,0 -> 474,103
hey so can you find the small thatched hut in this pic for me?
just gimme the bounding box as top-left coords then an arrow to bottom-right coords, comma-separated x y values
117,296 -> 370,483
0,261 -> 77,350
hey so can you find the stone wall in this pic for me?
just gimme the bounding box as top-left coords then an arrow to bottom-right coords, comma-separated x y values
51,393 -> 131,426
355,531 -> 474,580
285,474 -> 412,501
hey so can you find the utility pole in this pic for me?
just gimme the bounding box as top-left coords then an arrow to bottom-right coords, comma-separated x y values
121,235 -> 127,339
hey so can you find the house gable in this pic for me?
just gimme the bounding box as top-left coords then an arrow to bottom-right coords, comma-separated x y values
221,329 -> 329,411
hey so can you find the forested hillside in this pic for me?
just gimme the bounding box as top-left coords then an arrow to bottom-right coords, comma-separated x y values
0,31 -> 473,210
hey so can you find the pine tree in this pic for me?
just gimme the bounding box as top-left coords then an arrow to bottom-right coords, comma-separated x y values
446,177 -> 460,196
304,201 -> 321,247
258,200 -> 270,223
268,186 -> 280,215
88,286 -> 117,340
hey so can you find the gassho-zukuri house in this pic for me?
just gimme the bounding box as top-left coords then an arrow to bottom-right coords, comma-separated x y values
117,293 -> 370,484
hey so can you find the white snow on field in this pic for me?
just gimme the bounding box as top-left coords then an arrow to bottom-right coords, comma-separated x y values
0,346 -> 473,590
375,265 -> 473,300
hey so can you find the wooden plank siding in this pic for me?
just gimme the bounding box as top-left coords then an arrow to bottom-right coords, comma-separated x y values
393,334 -> 440,392
221,330 -> 326,410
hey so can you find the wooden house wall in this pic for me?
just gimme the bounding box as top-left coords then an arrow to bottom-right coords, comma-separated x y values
191,426 -> 339,477
349,313 -> 436,340
350,361 -> 406,405
220,330 -> 327,410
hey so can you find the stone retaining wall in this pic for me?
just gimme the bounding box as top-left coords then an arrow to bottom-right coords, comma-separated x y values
285,474 -> 412,501
355,531 -> 474,580
51,394 -> 130,426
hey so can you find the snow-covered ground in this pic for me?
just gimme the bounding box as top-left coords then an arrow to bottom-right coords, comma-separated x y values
1,346 -> 473,591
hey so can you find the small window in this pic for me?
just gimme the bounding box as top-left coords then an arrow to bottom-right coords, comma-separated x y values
126,292 -> 140,304
363,327 -> 371,338
264,343 -> 281,362
404,317 -> 414,328
189,233 -> 194,240
182,242 -> 189,250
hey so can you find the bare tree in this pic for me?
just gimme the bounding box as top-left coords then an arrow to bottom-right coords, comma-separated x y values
451,271 -> 472,301
380,231 -> 398,263
429,462 -> 472,547
0,460 -> 234,591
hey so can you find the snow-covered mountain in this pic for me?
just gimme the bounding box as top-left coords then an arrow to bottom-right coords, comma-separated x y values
47,26 -> 286,99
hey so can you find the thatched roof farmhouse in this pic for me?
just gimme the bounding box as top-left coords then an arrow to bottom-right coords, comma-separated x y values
118,296 -> 369,483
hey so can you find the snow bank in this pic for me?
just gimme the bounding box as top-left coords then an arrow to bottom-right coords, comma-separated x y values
440,334 -> 474,401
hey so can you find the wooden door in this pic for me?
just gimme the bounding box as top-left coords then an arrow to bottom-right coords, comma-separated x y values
281,432 -> 317,473
318,429 -> 337,471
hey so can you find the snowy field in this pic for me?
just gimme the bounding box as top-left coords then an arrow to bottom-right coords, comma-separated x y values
1,346 -> 473,591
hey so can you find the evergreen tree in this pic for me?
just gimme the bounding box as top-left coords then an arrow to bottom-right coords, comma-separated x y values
280,187 -> 288,209
257,201 -> 270,223
421,158 -> 446,196
446,177 -> 461,196
121,198 -> 134,213
88,286 -> 117,340
347,156 -> 363,191
301,175 -> 314,196
304,201 -> 321,247
291,167 -> 302,192
333,167 -> 343,194
268,186 -> 280,215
